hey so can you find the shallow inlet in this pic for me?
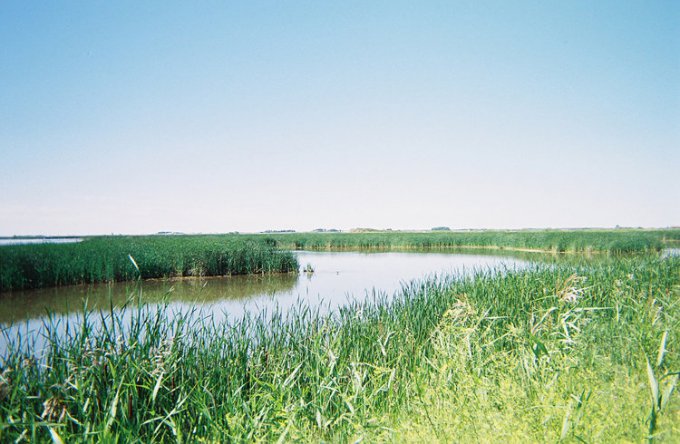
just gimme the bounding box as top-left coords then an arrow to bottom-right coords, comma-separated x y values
1,250 -> 533,354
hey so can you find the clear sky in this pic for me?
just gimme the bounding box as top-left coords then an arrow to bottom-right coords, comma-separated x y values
1,1 -> 678,235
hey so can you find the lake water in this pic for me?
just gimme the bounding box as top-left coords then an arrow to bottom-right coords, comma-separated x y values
1,250 -> 532,354
0,238 -> 82,246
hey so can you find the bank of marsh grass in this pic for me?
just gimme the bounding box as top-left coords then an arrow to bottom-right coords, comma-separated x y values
0,254 -> 677,442
0,236 -> 298,291
259,228 -> 678,253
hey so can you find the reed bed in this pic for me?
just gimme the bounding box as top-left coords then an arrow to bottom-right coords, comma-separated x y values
256,228 -> 678,253
0,236 -> 298,292
0,254 -> 677,442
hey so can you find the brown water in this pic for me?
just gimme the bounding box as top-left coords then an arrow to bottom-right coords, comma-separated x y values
0,250 -> 535,354
0,273 -> 298,324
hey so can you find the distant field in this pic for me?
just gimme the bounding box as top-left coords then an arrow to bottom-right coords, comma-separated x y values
251,228 -> 679,253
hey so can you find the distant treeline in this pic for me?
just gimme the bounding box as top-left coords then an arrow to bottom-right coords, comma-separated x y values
248,229 -> 679,253
0,236 -> 298,292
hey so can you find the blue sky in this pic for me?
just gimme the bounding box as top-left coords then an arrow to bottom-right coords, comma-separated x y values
1,1 -> 678,235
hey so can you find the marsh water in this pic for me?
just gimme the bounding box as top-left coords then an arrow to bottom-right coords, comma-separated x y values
0,237 -> 82,246
1,250 -> 534,354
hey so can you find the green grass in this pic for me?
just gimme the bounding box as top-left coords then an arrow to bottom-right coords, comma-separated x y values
0,236 -> 298,291
256,228 -> 679,253
0,254 -> 677,442
397,257 -> 680,442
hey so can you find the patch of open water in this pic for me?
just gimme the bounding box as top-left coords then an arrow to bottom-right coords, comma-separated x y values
0,238 -> 83,246
1,250 -> 533,355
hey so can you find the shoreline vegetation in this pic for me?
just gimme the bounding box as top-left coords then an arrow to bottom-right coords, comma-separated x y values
0,254 -> 677,441
1,229 -> 678,292
257,228 -> 678,253
0,236 -> 298,292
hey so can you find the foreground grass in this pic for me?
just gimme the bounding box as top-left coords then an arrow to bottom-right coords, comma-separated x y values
0,236 -> 298,291
0,255 -> 677,442
398,261 -> 680,442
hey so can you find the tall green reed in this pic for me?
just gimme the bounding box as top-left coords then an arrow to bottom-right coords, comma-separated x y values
0,236 -> 298,291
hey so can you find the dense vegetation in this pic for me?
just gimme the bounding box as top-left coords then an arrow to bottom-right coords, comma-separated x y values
0,236 -> 298,292
257,229 -> 679,253
0,254 -> 677,442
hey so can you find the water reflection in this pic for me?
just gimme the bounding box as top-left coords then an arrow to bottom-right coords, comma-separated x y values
0,273 -> 299,324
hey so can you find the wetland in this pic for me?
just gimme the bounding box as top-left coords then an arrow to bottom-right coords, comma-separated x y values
0,230 -> 678,442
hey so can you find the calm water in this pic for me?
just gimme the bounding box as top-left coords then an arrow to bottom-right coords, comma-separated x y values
0,237 -> 82,246
661,248 -> 680,258
1,250 -> 531,354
